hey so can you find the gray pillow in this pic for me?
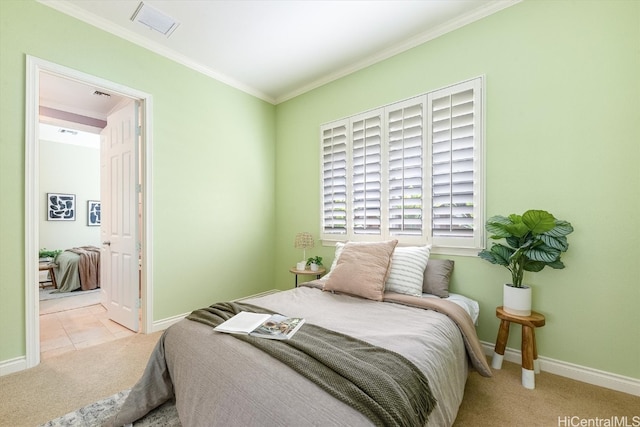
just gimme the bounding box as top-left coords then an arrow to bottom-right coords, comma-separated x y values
422,259 -> 454,298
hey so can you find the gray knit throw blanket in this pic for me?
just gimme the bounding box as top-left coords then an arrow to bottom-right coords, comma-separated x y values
187,301 -> 437,427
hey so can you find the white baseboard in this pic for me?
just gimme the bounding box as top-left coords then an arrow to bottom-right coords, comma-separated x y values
150,289 -> 283,333
2,289 -> 286,375
233,289 -> 281,301
481,341 -> 640,397
151,312 -> 189,332
0,356 -> 27,376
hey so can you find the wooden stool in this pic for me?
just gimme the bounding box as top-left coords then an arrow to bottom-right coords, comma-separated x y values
492,306 -> 545,389
39,263 -> 58,289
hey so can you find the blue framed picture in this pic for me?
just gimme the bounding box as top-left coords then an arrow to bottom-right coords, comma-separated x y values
87,200 -> 101,226
47,193 -> 76,221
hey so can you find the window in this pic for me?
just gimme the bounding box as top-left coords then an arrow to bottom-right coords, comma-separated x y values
321,77 -> 484,254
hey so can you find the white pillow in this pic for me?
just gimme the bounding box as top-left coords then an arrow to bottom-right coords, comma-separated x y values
384,245 -> 431,296
422,292 -> 480,325
323,242 -> 346,279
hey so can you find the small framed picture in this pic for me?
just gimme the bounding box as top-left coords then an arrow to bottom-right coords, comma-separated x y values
47,193 -> 76,221
87,200 -> 101,226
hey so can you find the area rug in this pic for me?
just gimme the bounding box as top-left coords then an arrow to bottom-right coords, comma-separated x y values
39,389 -> 181,427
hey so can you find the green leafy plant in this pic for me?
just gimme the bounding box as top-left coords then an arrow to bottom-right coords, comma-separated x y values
306,256 -> 323,266
39,248 -> 62,259
478,210 -> 574,287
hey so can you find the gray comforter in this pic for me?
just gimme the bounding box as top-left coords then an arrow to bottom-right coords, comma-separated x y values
110,285 -> 491,427
187,301 -> 436,426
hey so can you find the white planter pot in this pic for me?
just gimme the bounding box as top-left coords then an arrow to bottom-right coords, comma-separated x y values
296,261 -> 307,271
309,263 -> 319,272
503,284 -> 532,316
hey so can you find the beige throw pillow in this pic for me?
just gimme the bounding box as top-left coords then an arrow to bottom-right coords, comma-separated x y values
323,240 -> 398,301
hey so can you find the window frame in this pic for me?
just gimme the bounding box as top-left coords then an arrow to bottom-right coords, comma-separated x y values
320,77 -> 485,256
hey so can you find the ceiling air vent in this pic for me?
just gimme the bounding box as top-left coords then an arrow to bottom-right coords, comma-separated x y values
131,2 -> 180,37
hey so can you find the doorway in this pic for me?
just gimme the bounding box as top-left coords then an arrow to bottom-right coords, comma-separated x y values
25,56 -> 154,369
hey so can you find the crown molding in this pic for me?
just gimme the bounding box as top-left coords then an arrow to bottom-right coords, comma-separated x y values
38,0 -> 519,105
275,0 -> 521,103
37,0 -> 276,104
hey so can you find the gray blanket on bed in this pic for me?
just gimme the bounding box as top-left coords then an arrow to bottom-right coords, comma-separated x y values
107,286 -> 490,427
187,301 -> 436,427
109,301 -> 436,427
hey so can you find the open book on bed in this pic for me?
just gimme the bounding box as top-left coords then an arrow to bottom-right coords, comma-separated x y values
214,311 -> 305,340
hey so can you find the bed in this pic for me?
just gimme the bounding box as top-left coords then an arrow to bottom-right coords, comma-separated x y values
109,241 -> 492,427
53,246 -> 100,292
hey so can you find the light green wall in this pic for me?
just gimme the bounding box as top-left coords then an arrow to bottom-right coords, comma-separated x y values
275,0 -> 640,379
2,0 -> 638,381
0,1 -> 276,360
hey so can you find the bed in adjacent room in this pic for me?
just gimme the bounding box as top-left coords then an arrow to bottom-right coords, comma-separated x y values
53,246 -> 101,292
109,241 -> 491,427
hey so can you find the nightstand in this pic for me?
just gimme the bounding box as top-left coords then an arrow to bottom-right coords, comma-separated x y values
492,306 -> 546,389
289,267 -> 326,287
39,262 -> 58,289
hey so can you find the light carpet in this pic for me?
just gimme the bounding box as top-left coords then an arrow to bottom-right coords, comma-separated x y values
38,390 -> 180,427
4,323 -> 638,426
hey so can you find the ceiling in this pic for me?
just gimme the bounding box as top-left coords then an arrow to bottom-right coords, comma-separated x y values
40,0 -> 518,105
39,71 -> 127,134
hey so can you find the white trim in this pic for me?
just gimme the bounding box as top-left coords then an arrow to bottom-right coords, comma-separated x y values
0,356 -> 27,377
37,0 -> 274,104
151,313 -> 189,333
37,0 -> 520,105
25,58 -> 40,369
276,1 -> 520,103
140,95 -> 154,336
319,77 -> 484,251
25,56 -> 154,371
481,341 -> 640,397
150,289 -> 282,333
234,289 -> 281,301
0,290 -> 284,375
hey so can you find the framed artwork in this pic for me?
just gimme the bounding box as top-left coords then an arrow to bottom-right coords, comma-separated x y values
87,200 -> 101,226
47,193 -> 76,221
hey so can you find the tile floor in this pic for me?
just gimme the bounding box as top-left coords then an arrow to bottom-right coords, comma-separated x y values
40,303 -> 137,360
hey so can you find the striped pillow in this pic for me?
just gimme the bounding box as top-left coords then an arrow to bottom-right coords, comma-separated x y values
385,245 -> 432,296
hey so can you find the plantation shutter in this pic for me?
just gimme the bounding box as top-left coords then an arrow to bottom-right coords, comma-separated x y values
319,77 -> 483,253
321,120 -> 348,236
352,111 -> 383,236
429,78 -> 482,245
387,100 -> 425,238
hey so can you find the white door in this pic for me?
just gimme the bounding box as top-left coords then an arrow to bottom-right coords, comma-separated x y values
100,100 -> 140,332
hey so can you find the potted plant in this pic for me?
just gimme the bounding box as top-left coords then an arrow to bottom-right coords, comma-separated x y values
39,248 -> 61,263
306,256 -> 323,272
478,209 -> 573,316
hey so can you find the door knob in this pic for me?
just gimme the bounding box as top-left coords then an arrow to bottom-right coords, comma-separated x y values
102,241 -> 111,246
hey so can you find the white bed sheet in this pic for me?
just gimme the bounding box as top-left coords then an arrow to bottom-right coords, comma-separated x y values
422,292 -> 480,325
